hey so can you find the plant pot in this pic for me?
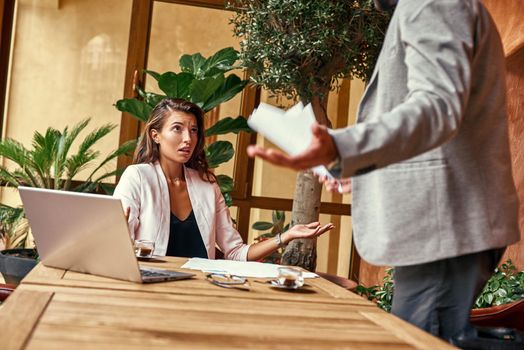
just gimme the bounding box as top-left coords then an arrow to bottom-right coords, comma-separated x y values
0,248 -> 38,285
470,299 -> 524,332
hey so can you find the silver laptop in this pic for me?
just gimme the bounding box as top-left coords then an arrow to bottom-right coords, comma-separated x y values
18,186 -> 194,283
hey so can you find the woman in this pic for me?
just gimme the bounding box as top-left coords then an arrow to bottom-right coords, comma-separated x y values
114,98 -> 333,261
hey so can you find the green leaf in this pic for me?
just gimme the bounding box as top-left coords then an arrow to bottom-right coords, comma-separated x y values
205,116 -> 252,137
115,98 -> 152,122
201,47 -> 239,76
179,53 -> 207,78
252,221 -> 274,231
495,288 -> 508,298
144,69 -> 161,81
189,75 -> 225,110
158,72 -> 194,99
205,140 -> 234,168
490,280 -> 500,292
272,210 -> 285,224
202,74 -> 248,111
222,191 -> 232,207
136,86 -> 166,107
216,174 -> 234,193
0,166 -> 21,187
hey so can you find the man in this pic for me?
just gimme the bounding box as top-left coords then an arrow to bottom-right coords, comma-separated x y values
247,0 -> 520,342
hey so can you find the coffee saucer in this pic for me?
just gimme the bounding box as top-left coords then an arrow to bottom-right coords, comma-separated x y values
136,255 -> 161,262
270,280 -> 302,290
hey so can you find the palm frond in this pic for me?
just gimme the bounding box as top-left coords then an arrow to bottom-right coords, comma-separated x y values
12,169 -> 33,187
54,133 -> 67,189
54,119 -> 91,185
0,138 -> 32,167
31,128 -> 61,187
74,167 -> 125,194
77,123 -> 115,156
0,204 -> 27,249
64,119 -> 90,155
85,139 -> 136,181
0,138 -> 41,186
62,150 -> 99,190
0,165 -> 21,187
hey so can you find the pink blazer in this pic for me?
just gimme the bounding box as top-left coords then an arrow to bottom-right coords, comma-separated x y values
113,162 -> 249,260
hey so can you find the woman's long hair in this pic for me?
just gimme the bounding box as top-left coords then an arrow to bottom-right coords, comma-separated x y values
133,98 -> 215,182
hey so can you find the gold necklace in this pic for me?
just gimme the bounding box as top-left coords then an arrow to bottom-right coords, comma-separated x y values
166,177 -> 182,184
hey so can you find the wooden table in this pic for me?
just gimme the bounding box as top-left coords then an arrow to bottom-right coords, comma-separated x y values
0,257 -> 456,349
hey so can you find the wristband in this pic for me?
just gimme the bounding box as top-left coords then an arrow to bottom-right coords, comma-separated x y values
275,233 -> 287,248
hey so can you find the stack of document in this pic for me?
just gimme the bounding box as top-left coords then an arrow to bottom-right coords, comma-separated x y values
182,258 -> 318,279
247,102 -> 335,179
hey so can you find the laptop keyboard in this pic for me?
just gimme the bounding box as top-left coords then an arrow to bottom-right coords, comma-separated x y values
140,268 -> 173,277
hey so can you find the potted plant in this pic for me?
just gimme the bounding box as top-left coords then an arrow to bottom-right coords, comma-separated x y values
355,261 -> 524,331
470,260 -> 524,331
0,118 -> 135,284
115,47 -> 253,206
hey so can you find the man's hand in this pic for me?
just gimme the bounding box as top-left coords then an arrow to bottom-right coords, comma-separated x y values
318,176 -> 352,194
246,122 -> 339,171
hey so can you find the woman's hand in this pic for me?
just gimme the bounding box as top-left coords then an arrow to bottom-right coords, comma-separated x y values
282,222 -> 334,244
247,221 -> 334,261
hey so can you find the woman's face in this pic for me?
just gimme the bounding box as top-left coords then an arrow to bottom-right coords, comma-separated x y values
151,111 -> 199,164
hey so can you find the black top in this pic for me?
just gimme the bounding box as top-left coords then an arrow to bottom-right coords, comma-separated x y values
166,210 -> 208,258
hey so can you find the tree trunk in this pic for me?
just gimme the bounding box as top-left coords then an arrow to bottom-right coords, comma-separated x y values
281,171 -> 322,271
281,92 -> 329,271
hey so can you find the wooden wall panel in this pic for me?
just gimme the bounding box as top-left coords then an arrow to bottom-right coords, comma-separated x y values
502,48 -> 524,270
484,0 -> 524,271
0,0 -> 15,136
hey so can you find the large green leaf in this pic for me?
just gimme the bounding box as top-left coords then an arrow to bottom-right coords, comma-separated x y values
136,86 -> 166,107
205,140 -> 234,168
144,69 -> 161,81
216,174 -> 234,193
202,74 -> 248,111
115,98 -> 152,122
201,47 -> 239,76
205,116 -> 252,137
179,53 -> 207,78
189,75 -> 225,110
158,72 -> 194,99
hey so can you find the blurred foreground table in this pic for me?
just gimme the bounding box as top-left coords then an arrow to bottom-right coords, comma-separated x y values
0,257 -> 456,349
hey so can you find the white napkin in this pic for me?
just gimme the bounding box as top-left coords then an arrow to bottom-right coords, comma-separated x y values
248,102 -> 337,180
181,258 -> 318,279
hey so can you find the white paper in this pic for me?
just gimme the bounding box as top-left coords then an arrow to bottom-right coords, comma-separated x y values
181,258 -> 318,279
248,102 -> 335,180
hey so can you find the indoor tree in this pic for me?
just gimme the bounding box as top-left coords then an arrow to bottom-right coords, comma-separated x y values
229,0 -> 390,270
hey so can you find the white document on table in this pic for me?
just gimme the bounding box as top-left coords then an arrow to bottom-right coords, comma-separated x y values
181,258 -> 318,279
247,102 -> 335,179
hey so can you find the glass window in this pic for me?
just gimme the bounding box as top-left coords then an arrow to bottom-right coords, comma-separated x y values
1,0 -> 132,204
147,2 -> 242,180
